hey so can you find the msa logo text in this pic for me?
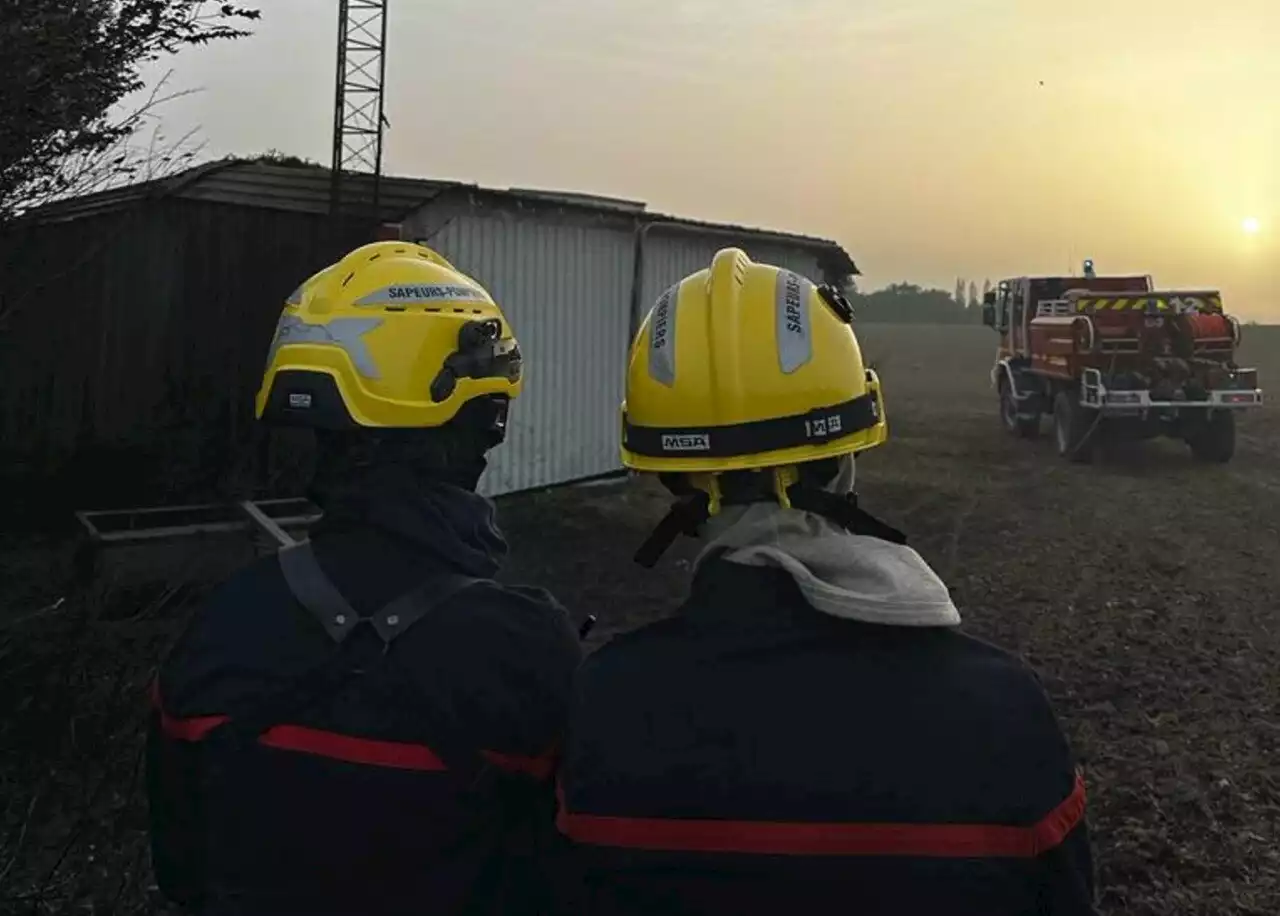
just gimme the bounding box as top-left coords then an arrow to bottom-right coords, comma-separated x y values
661,433 -> 711,452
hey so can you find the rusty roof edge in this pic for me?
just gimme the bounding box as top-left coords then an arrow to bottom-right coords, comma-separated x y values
160,158 -> 245,197
179,161 -> 461,220
12,159 -> 860,274
443,185 -> 858,274
640,211 -> 858,275
12,157 -> 256,224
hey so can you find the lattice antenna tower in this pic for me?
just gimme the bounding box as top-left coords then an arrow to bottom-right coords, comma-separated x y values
330,0 -> 390,217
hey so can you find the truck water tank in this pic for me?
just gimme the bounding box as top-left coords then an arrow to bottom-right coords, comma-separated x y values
1185,313 -> 1231,340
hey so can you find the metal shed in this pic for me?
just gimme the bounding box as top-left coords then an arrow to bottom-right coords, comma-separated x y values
0,159 -> 857,513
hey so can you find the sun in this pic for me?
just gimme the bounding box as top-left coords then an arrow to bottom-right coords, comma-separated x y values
1242,217 -> 1261,234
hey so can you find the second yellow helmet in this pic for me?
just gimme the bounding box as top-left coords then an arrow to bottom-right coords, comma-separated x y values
621,247 -> 887,476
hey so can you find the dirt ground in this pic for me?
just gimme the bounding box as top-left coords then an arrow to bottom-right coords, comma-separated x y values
2,323 -> 1279,914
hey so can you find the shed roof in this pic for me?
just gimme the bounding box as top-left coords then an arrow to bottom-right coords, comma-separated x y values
17,158 -> 858,275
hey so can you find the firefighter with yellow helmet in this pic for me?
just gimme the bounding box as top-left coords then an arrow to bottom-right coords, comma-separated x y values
554,249 -> 1098,916
146,241 -> 581,916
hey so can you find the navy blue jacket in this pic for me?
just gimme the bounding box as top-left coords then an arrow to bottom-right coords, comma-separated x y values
556,557 -> 1097,916
146,471 -> 583,916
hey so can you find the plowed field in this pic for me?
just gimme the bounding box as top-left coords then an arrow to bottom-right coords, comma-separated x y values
2,324 -> 1278,914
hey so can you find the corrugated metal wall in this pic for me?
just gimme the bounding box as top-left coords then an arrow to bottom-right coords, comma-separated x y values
0,203 -> 368,450
635,228 -> 825,333
410,208 -> 636,496
403,203 -> 832,497
1,189 -> 841,511
0,207 -> 191,459
0,201 -> 377,509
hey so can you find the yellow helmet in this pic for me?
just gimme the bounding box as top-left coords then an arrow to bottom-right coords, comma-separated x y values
622,248 -> 887,474
622,248 -> 896,566
255,241 -> 522,433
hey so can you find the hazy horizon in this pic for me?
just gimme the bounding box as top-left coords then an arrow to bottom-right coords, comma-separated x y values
140,0 -> 1276,318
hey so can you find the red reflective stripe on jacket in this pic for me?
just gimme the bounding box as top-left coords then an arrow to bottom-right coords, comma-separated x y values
485,747 -> 558,781
1028,770 -> 1089,853
152,682 -> 232,741
150,680 -> 555,778
159,708 -> 232,742
558,771 -> 1087,858
258,724 -> 448,771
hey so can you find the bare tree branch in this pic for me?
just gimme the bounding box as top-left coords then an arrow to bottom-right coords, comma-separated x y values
0,1 -> 259,220
18,70 -> 208,211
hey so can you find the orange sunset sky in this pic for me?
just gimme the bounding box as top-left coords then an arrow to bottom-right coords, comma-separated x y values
151,0 -> 1277,319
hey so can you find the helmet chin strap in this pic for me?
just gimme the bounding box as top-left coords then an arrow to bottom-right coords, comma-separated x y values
633,490 -> 712,569
632,475 -> 907,569
784,488 -> 908,546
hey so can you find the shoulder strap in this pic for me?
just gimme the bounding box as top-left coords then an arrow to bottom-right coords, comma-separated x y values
277,541 -> 361,643
277,540 -> 483,645
368,572 -> 482,643
220,544 -> 486,745
273,542 -> 508,793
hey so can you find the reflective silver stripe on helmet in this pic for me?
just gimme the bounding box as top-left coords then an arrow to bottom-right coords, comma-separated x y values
648,283 -> 679,387
266,315 -> 385,379
776,270 -> 813,374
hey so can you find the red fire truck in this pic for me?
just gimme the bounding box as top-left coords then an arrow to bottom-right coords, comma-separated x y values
981,263 -> 1262,463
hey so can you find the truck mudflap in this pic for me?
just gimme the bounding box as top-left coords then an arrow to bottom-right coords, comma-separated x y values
992,358 -> 1041,415
1079,367 -> 1263,412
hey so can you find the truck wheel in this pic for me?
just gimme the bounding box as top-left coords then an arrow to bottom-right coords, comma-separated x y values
1053,391 -> 1096,463
1188,410 -> 1235,463
1000,379 -> 1041,438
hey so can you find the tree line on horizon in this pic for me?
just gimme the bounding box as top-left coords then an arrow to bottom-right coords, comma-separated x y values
844,277 -> 991,325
